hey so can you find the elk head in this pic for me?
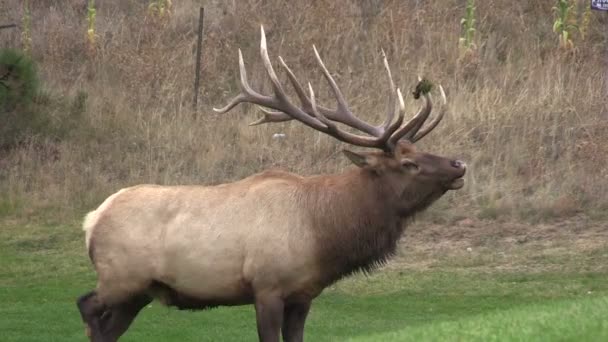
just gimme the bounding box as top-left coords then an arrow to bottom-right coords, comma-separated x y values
214,26 -> 466,212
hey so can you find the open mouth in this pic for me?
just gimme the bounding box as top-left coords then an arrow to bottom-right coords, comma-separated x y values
445,177 -> 465,190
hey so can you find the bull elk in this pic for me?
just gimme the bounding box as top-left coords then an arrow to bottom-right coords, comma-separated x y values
76,26 -> 466,342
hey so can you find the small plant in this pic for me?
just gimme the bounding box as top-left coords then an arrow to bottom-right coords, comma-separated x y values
86,0 -> 97,55
459,0 -> 477,55
21,0 -> 32,56
148,0 -> 173,19
579,3 -> 592,41
412,78 -> 434,99
552,0 -> 578,50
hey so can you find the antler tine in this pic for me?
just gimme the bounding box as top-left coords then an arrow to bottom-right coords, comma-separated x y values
307,82 -> 389,148
411,85 -> 446,142
279,56 -> 386,137
260,27 -> 290,103
256,26 -> 335,130
380,49 -> 397,131
312,45 -> 381,136
278,56 -> 314,112
381,88 -> 406,145
243,57 -> 306,125
249,107 -> 291,126
392,89 -> 406,131
308,83 -> 336,129
388,93 -> 433,146
402,93 -> 432,141
213,50 -> 274,114
278,56 -> 343,118
400,76 -> 431,141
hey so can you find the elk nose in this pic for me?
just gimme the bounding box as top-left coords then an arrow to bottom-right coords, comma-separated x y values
451,160 -> 466,170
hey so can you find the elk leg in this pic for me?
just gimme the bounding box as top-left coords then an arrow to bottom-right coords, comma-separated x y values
281,301 -> 311,342
254,294 -> 284,342
98,294 -> 152,342
77,291 -> 106,341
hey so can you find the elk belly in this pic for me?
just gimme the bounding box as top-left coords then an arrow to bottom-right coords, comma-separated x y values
158,217 -> 320,306
156,222 -> 252,308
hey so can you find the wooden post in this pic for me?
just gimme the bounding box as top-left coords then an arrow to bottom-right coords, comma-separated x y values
193,7 -> 205,112
0,24 -> 17,30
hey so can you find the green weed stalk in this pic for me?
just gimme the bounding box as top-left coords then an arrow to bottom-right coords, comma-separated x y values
552,0 -> 578,50
579,3 -> 591,41
21,0 -> 32,56
86,0 -> 97,55
148,0 -> 173,19
459,0 -> 477,56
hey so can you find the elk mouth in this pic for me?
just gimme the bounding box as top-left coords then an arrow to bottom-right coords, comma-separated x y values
443,160 -> 466,190
444,177 -> 465,190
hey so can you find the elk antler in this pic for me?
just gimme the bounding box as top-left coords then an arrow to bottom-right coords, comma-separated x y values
214,26 -> 446,151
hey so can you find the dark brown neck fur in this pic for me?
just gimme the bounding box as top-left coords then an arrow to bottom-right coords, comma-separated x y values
300,168 -> 440,287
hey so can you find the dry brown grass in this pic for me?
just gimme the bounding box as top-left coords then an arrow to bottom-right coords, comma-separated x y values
395,214 -> 608,272
1,0 -> 607,222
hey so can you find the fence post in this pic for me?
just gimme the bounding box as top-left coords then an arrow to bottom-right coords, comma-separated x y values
0,24 -> 17,30
193,7 -> 205,113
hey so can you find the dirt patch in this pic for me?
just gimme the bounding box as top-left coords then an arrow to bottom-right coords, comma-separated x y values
388,215 -> 608,272
404,215 -> 607,249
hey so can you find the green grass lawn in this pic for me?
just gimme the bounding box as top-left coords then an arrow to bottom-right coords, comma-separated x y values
351,295 -> 608,342
1,220 -> 607,341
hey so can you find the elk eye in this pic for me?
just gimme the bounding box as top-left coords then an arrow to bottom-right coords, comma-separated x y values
401,159 -> 419,173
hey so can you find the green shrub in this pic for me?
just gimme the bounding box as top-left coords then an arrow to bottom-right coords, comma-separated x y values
0,48 -> 44,149
0,49 -> 38,108
0,49 -> 87,150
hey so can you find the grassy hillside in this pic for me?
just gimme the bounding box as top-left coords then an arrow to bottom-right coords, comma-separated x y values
0,0 -> 606,222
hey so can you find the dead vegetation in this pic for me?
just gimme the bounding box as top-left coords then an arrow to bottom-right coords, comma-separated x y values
393,214 -> 608,273
0,0 -> 607,222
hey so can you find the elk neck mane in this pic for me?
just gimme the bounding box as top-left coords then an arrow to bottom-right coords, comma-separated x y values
294,167 -> 433,286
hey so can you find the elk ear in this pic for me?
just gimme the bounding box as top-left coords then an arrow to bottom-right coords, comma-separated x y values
342,149 -> 379,168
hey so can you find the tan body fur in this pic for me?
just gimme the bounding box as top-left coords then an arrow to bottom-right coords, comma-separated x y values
87,171 -> 323,306
87,165 -> 406,306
